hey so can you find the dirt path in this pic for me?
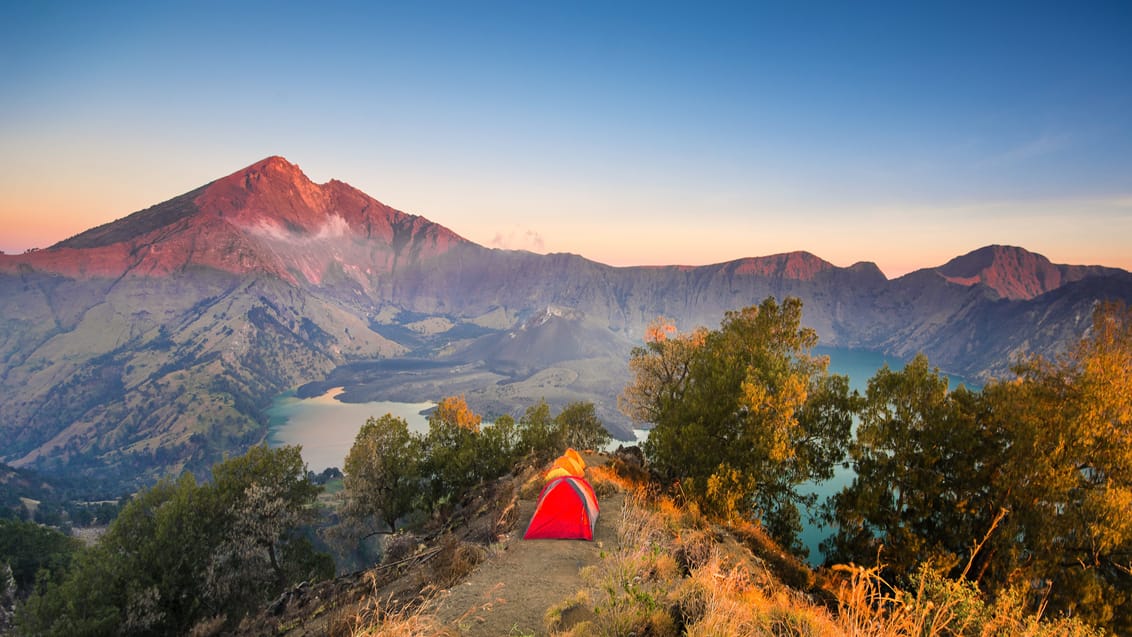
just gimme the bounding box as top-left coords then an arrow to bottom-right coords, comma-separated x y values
433,477 -> 623,636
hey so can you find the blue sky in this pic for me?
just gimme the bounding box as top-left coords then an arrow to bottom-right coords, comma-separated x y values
2,1 -> 1130,276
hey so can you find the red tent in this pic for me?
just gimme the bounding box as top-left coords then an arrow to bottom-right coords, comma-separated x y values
523,476 -> 600,540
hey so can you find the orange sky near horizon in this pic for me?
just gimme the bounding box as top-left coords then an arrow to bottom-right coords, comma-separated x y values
2,160 -> 1129,280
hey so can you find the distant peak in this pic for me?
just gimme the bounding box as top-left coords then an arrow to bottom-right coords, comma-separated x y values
938,245 -> 1042,277
730,251 -> 834,280
935,245 -> 1060,300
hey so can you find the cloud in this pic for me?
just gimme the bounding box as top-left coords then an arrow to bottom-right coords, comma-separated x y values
246,214 -> 352,243
489,226 -> 546,252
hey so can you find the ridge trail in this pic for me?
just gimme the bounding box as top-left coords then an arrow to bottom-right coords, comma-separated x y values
434,455 -> 623,636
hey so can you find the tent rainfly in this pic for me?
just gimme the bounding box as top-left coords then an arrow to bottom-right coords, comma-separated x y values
547,454 -> 585,480
523,475 -> 600,540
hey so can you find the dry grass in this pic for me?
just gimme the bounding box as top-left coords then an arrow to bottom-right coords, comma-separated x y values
315,571 -> 445,637
586,464 -> 643,499
546,491 -> 844,636
518,471 -> 547,500
344,595 -> 444,637
830,563 -> 1101,637
544,486 -> 1096,637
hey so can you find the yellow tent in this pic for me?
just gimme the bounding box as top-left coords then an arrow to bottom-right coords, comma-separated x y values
564,447 -> 585,469
545,466 -> 574,481
550,455 -> 584,477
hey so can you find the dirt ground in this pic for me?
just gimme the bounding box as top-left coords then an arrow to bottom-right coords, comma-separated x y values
432,477 -> 623,636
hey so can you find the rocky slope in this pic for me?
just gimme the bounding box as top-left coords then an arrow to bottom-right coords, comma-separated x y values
2,156 -> 1129,488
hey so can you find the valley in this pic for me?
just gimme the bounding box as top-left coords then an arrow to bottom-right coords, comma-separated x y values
1,156 -> 1130,494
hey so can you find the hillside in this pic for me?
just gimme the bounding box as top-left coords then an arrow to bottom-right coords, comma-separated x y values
234,451 -> 1094,636
231,451 -> 821,636
2,155 -> 1131,489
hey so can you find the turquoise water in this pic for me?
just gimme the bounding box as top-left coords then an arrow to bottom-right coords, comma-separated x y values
266,387 -> 433,472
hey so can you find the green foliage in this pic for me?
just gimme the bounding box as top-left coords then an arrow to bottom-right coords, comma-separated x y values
0,519 -> 81,596
829,302 -> 1132,633
423,396 -> 484,510
340,397 -> 611,555
623,297 -> 854,553
17,445 -> 331,636
342,414 -> 424,534
477,413 -> 520,479
824,355 -> 991,576
516,400 -> 558,462
515,400 -> 612,463
555,401 -> 613,451
342,396 -> 599,523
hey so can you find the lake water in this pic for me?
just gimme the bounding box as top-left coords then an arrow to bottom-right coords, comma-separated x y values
265,388 -> 433,472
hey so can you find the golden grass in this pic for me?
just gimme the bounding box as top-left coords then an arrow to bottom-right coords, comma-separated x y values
544,486 -> 1097,637
544,490 -> 842,636
318,570 -> 445,637
586,464 -> 643,498
347,603 -> 441,637
830,563 -> 1101,637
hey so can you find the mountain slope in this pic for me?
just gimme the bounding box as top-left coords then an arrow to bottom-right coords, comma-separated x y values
15,156 -> 467,287
1,156 -> 1129,487
933,244 -> 1123,300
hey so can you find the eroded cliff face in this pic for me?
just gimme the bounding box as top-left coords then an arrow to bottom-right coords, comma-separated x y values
2,156 -> 1130,487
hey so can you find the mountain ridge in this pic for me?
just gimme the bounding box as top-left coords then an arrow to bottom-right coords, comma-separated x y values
8,157 -> 1122,306
2,156 -> 1130,488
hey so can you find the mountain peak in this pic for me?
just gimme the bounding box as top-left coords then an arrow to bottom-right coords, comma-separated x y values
730,251 -> 834,280
241,155 -> 312,185
5,156 -> 470,281
935,245 -> 1076,300
257,155 -> 299,170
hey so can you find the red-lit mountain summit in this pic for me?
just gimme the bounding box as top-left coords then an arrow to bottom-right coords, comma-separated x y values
6,156 -> 465,285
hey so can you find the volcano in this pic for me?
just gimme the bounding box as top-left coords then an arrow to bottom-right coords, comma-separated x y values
2,156 -> 1129,489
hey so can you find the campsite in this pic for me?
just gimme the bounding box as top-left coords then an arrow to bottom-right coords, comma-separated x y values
434,450 -> 620,634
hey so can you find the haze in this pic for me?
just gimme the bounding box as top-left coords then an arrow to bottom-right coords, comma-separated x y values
2,2 -> 1130,277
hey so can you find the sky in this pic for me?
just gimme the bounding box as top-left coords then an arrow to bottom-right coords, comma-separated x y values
2,1 -> 1130,277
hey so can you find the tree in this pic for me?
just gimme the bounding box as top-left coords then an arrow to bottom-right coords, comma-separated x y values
983,301 -> 1132,631
618,318 -> 707,427
623,298 -> 854,553
423,395 -> 484,509
556,401 -> 612,451
18,446 -> 330,635
824,355 -> 993,577
342,414 -> 424,535
0,519 -> 81,597
477,413 -> 520,478
827,302 -> 1132,633
516,400 -> 559,463
433,394 -> 482,432
206,445 -> 329,607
